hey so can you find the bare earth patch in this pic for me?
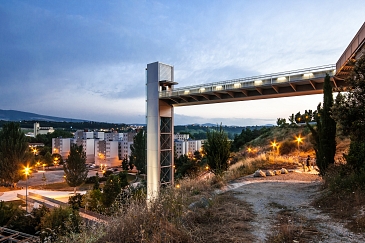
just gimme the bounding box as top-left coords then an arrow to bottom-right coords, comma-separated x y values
227,171 -> 365,243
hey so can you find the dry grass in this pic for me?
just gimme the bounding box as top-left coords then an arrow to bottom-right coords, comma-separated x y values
313,189 -> 365,233
228,154 -> 300,179
267,209 -> 320,243
60,171 -> 256,243
184,192 -> 254,243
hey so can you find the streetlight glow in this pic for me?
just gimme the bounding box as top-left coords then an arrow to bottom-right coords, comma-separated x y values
295,135 -> 304,165
23,166 -> 31,213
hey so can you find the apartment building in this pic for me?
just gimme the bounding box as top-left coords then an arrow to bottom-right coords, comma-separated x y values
52,129 -> 136,165
52,138 -> 71,160
174,133 -> 204,158
95,140 -> 119,167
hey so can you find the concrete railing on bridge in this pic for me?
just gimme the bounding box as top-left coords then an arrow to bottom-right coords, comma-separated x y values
160,64 -> 335,98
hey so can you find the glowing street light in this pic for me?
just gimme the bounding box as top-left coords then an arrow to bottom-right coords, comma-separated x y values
295,135 -> 303,163
271,141 -> 278,161
36,161 -> 41,170
24,166 -> 31,213
53,157 -> 59,167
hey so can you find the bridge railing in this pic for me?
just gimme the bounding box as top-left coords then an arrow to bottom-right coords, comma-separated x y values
159,64 -> 335,97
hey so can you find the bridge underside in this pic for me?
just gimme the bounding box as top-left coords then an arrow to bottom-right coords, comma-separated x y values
336,22 -> 365,79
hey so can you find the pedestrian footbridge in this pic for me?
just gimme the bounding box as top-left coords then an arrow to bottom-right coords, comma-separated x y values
159,64 -> 342,106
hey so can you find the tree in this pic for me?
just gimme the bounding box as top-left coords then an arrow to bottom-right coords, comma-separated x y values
0,122 -> 29,187
40,206 -> 82,241
93,172 -> 100,190
121,156 -> 129,171
203,125 -> 231,176
307,74 -> 336,175
276,118 -> 288,127
43,151 -> 53,168
82,189 -> 102,212
63,144 -> 88,194
130,130 -> 146,174
333,55 -> 365,172
288,113 -> 296,126
174,154 -> 199,179
118,171 -> 129,188
102,174 -> 121,208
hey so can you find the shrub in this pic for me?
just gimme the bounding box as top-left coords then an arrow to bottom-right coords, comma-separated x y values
280,140 -> 296,155
40,206 -> 82,241
68,193 -> 83,210
324,164 -> 365,193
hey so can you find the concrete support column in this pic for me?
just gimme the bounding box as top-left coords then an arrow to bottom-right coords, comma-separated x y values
146,62 -> 175,202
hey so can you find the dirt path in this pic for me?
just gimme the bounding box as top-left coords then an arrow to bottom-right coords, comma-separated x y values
228,171 -> 365,243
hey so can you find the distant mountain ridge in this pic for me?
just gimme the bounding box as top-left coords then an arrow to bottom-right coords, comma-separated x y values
0,109 -> 87,122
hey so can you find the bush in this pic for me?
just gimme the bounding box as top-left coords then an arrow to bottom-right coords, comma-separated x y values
40,206 -> 82,241
68,193 -> 83,210
85,176 -> 96,184
279,140 -> 296,155
324,164 -> 365,193
0,201 -> 19,226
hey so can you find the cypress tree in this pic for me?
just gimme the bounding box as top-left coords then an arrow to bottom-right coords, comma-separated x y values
307,74 -> 336,175
320,73 -> 337,167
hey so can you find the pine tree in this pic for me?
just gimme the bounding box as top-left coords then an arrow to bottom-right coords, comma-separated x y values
102,174 -> 121,208
0,122 -> 29,187
130,130 -> 146,174
63,144 -> 88,194
204,125 -> 231,176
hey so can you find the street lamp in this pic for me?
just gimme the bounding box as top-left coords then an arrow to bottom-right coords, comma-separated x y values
24,166 -> 31,213
53,157 -> 59,168
271,141 -> 278,158
295,135 -> 303,164
36,161 -> 40,170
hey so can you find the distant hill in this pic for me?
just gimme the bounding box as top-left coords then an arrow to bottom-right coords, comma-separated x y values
0,109 -> 87,122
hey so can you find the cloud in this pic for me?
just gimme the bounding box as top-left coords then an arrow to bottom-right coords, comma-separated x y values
1,0 -> 365,125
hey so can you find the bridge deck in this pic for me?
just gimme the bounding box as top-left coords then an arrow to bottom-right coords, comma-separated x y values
159,64 -> 345,106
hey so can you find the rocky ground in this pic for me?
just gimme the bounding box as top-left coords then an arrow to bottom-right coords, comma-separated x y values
226,171 -> 365,243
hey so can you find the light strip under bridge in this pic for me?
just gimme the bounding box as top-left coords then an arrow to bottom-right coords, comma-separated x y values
159,64 -> 345,106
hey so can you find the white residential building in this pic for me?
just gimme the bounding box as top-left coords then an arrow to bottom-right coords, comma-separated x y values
174,137 -> 204,158
174,133 -> 190,141
93,132 -> 105,140
105,132 -> 119,141
95,140 -> 119,167
52,138 -> 71,160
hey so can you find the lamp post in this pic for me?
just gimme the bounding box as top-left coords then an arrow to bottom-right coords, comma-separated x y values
24,166 -> 31,213
295,135 -> 303,164
271,141 -> 278,161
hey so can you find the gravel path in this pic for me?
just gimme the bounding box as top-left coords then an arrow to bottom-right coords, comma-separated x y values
227,171 -> 365,243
